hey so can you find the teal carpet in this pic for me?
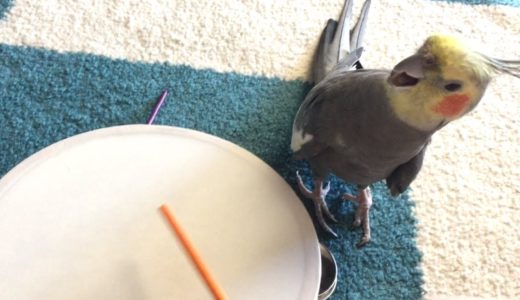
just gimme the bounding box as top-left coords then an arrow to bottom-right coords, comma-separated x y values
0,0 -> 12,19
0,44 -> 422,299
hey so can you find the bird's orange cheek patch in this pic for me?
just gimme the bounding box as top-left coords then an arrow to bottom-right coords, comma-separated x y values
433,94 -> 470,117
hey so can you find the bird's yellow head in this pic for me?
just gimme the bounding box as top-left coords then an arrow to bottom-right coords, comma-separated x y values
386,34 -> 519,131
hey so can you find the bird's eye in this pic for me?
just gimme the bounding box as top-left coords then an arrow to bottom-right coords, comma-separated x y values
424,54 -> 435,66
444,82 -> 462,92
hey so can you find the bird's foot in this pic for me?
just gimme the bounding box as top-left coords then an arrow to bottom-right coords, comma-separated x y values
296,172 -> 338,237
343,187 -> 372,248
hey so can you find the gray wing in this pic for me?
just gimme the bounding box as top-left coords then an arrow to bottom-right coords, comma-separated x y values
385,141 -> 429,196
291,68 -> 388,160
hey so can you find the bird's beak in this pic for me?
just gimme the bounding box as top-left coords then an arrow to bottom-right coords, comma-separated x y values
388,54 -> 425,87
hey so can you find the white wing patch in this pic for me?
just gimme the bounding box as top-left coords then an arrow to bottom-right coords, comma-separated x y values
291,128 -> 314,152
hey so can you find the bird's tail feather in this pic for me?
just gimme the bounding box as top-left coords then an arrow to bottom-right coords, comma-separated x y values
312,19 -> 340,85
311,0 -> 372,84
349,0 -> 371,52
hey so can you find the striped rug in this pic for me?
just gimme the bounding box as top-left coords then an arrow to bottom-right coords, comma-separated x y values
1,0 -> 518,298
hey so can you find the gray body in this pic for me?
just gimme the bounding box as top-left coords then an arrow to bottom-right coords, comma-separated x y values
293,68 -> 431,194
294,0 -> 429,195
293,0 -> 430,243
294,0 -> 518,243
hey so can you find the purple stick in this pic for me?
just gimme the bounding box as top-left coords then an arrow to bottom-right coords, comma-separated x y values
146,90 -> 169,125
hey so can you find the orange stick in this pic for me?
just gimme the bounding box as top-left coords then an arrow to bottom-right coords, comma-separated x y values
159,204 -> 228,300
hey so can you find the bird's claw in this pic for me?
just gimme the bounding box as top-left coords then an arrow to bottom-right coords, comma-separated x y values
317,211 -> 339,238
343,188 -> 372,247
295,172 -> 338,237
353,209 -> 370,248
322,202 -> 338,223
296,171 -> 314,198
356,234 -> 371,249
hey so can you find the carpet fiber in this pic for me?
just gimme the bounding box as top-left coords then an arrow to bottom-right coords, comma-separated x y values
1,0 -> 519,299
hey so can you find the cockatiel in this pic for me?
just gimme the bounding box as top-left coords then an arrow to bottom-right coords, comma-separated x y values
292,0 -> 520,248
